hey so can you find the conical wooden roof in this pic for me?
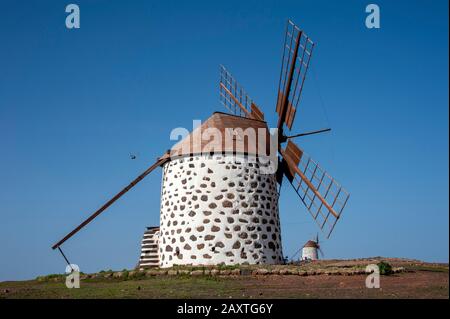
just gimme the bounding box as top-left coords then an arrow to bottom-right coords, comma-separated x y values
304,240 -> 319,248
168,112 -> 273,159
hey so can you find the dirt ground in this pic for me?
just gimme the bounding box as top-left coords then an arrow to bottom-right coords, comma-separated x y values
0,271 -> 447,299
1,258 -> 447,299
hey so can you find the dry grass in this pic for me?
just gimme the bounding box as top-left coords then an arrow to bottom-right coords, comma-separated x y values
1,258 -> 447,299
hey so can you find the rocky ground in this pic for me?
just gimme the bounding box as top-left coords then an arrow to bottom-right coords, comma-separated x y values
0,257 -> 448,299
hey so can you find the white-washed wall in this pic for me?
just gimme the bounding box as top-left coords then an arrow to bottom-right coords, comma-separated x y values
159,154 -> 283,268
301,247 -> 318,260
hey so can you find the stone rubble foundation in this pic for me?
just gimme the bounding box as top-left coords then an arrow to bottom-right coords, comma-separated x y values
78,266 -> 406,280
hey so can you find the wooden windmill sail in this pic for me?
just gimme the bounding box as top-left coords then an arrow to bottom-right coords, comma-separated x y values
51,20 -> 349,266
219,20 -> 350,238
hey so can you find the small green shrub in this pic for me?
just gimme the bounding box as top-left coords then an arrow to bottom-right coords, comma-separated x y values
377,261 -> 393,275
36,274 -> 65,282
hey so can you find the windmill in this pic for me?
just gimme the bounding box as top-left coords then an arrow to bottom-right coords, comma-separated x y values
51,20 -> 349,268
301,233 -> 323,261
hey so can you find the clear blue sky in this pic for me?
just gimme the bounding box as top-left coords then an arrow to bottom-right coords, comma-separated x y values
0,0 -> 448,281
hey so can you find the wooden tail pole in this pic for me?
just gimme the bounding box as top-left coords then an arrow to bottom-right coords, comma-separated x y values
51,156 -> 168,250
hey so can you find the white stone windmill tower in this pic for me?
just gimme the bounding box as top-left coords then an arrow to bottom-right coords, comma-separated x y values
301,234 -> 323,261
51,20 -> 350,269
157,111 -> 282,267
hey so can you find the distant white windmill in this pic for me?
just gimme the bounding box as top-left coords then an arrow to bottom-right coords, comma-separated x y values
301,234 -> 323,261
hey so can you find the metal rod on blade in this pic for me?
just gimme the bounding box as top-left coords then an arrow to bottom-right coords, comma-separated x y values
57,246 -> 73,271
286,128 -> 331,139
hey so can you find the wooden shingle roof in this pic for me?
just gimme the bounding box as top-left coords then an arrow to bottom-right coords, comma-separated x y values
304,240 -> 319,248
167,112 -> 273,158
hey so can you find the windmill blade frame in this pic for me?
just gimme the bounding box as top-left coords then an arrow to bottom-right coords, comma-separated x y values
280,140 -> 349,238
219,65 -> 264,120
51,153 -> 170,250
318,246 -> 324,258
276,20 -> 315,133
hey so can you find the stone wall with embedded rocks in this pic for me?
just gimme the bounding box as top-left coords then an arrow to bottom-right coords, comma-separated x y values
159,154 -> 283,268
